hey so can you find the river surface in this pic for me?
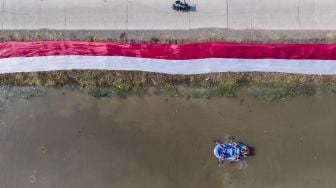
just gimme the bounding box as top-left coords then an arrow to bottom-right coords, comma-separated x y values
0,88 -> 335,188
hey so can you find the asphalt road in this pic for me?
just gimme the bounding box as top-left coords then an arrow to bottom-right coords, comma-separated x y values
1,0 -> 336,30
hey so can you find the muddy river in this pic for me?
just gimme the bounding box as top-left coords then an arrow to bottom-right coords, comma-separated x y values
0,88 -> 335,188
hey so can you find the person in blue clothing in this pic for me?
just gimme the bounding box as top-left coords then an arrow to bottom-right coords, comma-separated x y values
218,144 -> 227,160
216,144 -> 227,167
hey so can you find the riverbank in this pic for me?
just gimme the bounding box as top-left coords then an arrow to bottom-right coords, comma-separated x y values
1,29 -> 336,101
1,71 -> 336,102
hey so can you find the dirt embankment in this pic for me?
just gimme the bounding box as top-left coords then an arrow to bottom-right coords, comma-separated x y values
1,71 -> 336,102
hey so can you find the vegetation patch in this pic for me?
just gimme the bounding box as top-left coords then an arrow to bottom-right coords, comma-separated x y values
1,71 -> 336,101
248,85 -> 318,102
218,82 -> 239,97
0,86 -> 46,100
0,86 -> 46,109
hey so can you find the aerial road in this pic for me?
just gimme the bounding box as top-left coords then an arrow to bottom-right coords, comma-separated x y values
2,0 -> 336,30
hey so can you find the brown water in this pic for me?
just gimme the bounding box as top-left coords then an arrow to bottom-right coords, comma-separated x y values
0,89 -> 335,188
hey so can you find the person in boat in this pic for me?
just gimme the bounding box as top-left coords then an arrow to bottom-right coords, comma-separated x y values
214,143 -> 227,161
219,145 -> 228,160
241,146 -> 249,157
233,142 -> 237,149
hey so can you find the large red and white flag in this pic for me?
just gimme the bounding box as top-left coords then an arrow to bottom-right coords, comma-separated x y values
1,41 -> 336,75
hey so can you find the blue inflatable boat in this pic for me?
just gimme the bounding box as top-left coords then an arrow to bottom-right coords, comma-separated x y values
214,141 -> 249,162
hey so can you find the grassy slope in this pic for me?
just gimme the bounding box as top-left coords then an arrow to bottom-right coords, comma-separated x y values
1,71 -> 336,101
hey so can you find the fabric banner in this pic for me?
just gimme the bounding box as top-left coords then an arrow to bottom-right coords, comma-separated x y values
1,41 -> 336,75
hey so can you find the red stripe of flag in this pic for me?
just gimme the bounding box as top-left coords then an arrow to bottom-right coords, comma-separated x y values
0,41 -> 335,60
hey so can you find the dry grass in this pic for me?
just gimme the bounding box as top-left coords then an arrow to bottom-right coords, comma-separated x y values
1,71 -> 336,99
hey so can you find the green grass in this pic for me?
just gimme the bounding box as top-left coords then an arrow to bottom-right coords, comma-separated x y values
249,85 -> 317,102
218,82 -> 239,97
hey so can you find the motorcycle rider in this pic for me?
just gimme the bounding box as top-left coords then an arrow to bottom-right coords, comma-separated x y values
174,0 -> 186,9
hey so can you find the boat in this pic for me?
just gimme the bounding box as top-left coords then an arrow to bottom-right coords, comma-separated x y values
213,141 -> 250,162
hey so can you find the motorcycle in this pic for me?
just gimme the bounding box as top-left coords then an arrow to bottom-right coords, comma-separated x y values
172,0 -> 191,12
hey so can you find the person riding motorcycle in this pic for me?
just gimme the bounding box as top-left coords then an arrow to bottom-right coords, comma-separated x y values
174,0 -> 186,9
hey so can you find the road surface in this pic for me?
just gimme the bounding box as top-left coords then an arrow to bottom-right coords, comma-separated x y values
1,0 -> 336,30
